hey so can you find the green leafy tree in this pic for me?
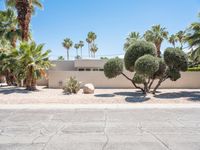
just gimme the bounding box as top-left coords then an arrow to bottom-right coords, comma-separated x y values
104,41 -> 188,94
6,0 -> 43,41
144,25 -> 168,57
62,38 -> 73,60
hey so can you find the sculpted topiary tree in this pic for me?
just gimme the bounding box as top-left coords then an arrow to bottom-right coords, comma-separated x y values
104,41 -> 188,94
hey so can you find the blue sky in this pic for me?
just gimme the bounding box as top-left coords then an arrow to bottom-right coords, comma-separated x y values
1,0 -> 200,59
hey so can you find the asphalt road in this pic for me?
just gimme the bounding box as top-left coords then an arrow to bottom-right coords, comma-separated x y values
0,108 -> 200,150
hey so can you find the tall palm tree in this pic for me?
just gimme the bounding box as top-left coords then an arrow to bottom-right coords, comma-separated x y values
86,32 -> 97,58
176,30 -> 186,50
144,25 -> 168,57
168,34 -> 178,48
6,0 -> 43,41
78,40 -> 84,58
90,44 -> 98,58
74,43 -> 79,59
124,32 -> 141,50
86,37 -> 92,58
18,42 -> 52,90
0,9 -> 21,48
62,38 -> 73,60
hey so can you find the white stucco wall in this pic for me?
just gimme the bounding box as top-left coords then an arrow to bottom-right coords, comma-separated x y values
47,71 -> 200,89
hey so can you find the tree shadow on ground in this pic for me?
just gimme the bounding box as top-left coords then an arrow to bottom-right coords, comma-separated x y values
115,91 -> 150,103
0,86 -> 32,94
94,94 -> 115,97
154,91 -> 200,101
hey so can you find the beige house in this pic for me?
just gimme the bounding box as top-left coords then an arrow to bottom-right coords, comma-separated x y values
38,59 -> 200,89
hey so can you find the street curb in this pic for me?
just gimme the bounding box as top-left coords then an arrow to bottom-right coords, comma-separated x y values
0,104 -> 200,109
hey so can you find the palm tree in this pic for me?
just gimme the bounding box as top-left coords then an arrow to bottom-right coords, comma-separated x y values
186,15 -> 200,65
86,32 -> 97,58
6,0 -> 43,41
18,42 -> 52,90
86,37 -> 92,58
176,30 -> 186,50
90,44 -> 98,58
124,32 -> 141,50
0,51 -> 18,85
78,40 -> 84,58
144,25 -> 168,57
0,9 -> 21,48
74,43 -> 80,59
62,38 -> 73,60
168,34 -> 178,48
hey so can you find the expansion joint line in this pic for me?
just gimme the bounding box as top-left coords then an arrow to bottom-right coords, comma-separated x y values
102,109 -> 109,150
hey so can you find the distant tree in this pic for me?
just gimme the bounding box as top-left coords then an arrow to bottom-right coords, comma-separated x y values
168,34 -> 178,48
124,32 -> 141,50
100,57 -> 109,60
74,43 -> 80,59
176,30 -> 186,50
57,56 -> 64,60
86,32 -> 97,58
90,44 -> 98,58
78,40 -> 84,58
144,25 -> 168,57
62,38 -> 73,60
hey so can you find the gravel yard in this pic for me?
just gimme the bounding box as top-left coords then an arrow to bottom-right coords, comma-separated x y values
0,86 -> 200,104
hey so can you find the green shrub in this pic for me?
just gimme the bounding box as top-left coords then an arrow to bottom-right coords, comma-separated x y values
132,73 -> 145,84
164,47 -> 188,71
124,41 -> 156,72
63,77 -> 80,94
187,66 -> 200,72
135,55 -> 159,77
166,68 -> 181,81
104,58 -> 123,78
153,58 -> 167,79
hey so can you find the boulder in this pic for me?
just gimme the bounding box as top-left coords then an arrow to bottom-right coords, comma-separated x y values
83,83 -> 95,94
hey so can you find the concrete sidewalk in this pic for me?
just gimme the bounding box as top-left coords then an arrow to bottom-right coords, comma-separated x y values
0,107 -> 200,150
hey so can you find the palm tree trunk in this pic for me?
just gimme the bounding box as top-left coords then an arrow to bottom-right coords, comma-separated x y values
16,0 -> 32,41
67,49 -> 69,60
81,47 -> 82,58
31,78 -> 37,91
155,42 -> 161,57
88,43 -> 90,58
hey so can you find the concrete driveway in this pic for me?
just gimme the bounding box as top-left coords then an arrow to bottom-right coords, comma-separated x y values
0,106 -> 200,150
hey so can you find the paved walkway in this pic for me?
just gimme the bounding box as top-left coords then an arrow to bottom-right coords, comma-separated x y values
0,107 -> 200,150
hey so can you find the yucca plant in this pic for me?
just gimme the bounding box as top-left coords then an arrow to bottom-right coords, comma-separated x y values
63,77 -> 80,94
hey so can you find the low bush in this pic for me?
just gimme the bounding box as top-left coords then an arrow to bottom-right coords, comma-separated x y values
187,66 -> 200,72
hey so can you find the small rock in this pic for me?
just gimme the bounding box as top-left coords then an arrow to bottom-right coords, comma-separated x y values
83,83 -> 95,94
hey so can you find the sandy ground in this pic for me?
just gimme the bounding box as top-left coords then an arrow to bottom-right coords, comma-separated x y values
0,86 -> 200,104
